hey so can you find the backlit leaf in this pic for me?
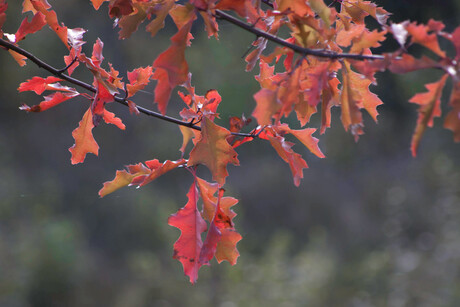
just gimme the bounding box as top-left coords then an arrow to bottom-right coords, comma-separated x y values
188,117 -> 239,185
409,74 -> 448,156
168,180 -> 207,284
153,11 -> 196,114
69,108 -> 99,164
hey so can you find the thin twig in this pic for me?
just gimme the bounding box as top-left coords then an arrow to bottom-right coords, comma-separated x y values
0,38 -> 258,138
214,10 -> 385,61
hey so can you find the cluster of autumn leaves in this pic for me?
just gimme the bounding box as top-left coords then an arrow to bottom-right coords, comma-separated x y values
1,0 -> 460,283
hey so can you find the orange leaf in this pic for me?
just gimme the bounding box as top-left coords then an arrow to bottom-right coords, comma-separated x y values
187,117 -> 239,185
98,167 -> 147,197
409,74 -> 448,156
216,229 -> 242,265
345,64 -> 383,123
69,108 -> 99,164
102,109 -> 125,130
179,125 -> 196,155
406,22 -> 445,57
341,61 -> 364,141
252,88 -> 280,126
196,177 -> 219,222
168,180 -> 207,284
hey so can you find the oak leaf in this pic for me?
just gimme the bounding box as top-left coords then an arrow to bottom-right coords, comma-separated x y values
187,117 -> 239,185
14,12 -> 46,42
69,108 -> 99,164
168,180 -> 207,284
409,74 -> 448,156
267,134 -> 308,187
153,11 -> 196,114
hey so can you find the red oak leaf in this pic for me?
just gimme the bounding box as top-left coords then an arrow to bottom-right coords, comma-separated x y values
341,61 -> 364,141
69,108 -> 99,164
406,22 -> 445,58
196,177 -> 219,222
301,61 -> 331,107
14,12 -> 46,42
409,74 -> 448,156
153,10 -> 196,114
99,159 -> 186,197
343,0 -> 389,25
30,0 -> 68,48
90,0 -> 108,10
344,63 -> 383,123
146,0 -> 175,37
20,91 -> 79,112
389,54 -> 438,74
252,88 -> 280,126
127,66 -> 153,98
102,109 -> 125,130
168,180 -> 207,284
276,0 -> 314,17
276,125 -> 325,158
321,77 -> 340,134
267,134 -> 308,187
130,159 -> 186,187
63,48 -> 81,76
98,163 -> 151,197
195,179 -> 241,265
179,125 -> 196,155
187,117 -> 240,185
216,229 -> 242,265
215,0 -> 258,21
200,188 -> 227,264
91,80 -> 115,126
18,76 -> 63,94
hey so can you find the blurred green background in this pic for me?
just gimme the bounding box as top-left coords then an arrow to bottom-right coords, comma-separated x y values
1,1 -> 460,306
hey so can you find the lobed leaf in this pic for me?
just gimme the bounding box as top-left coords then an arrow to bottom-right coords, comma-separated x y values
187,117 -> 240,185
153,10 -> 196,114
69,108 -> 99,164
409,74 -> 448,156
168,180 -> 207,284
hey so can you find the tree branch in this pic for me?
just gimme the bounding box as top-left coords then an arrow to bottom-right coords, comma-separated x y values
214,9 -> 385,61
0,38 -> 258,138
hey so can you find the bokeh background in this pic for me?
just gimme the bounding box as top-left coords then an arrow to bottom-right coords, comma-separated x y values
1,1 -> 460,306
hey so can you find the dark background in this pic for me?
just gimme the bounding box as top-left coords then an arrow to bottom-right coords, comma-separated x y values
1,1 -> 460,306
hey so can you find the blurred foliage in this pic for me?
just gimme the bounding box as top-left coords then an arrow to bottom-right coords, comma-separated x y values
1,0 -> 460,306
